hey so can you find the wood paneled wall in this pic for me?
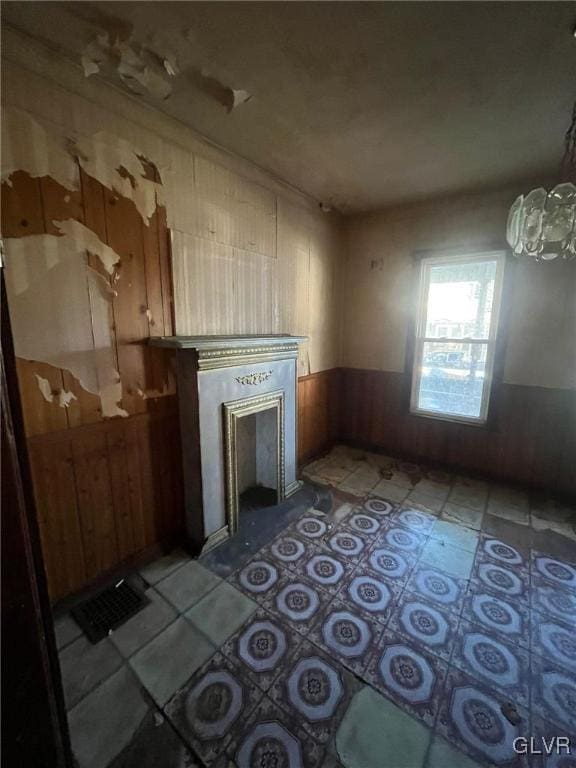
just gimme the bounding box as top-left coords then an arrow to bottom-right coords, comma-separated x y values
339,368 -> 576,496
297,369 -> 341,464
2,170 -> 184,602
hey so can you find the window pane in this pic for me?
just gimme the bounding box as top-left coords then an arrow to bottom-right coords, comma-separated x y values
425,260 -> 497,339
417,341 -> 488,419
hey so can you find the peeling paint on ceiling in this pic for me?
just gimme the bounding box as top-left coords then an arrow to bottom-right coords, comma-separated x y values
1,2 -> 575,212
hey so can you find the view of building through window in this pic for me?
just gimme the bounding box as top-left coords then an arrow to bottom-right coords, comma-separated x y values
411,254 -> 504,422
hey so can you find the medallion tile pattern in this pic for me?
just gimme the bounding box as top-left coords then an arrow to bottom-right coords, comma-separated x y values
340,568 -> 402,626
268,640 -> 359,745
221,608 -> 301,691
531,576 -> 576,626
531,656 -> 576,734
230,557 -> 282,603
309,598 -> 383,676
295,516 -> 329,541
164,652 -> 262,765
364,628 -> 448,727
230,695 -> 325,768
387,592 -> 459,662
392,507 -> 437,535
326,526 -> 371,564
437,667 -> 528,767
362,544 -> 417,585
301,550 -> 355,596
262,532 -> 316,571
405,563 -> 467,615
346,511 -> 384,536
472,553 -> 529,603
383,525 -> 427,555
531,613 -> 576,674
262,572 -> 329,635
362,497 -> 396,517
463,585 -> 530,649
479,536 -> 526,569
452,619 -> 530,707
532,552 -> 576,592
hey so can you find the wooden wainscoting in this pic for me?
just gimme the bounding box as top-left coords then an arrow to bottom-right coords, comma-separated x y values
26,400 -> 184,602
297,369 -> 341,465
339,368 -> 576,496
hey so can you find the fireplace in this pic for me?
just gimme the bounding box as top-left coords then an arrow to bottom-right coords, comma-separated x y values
149,335 -> 305,550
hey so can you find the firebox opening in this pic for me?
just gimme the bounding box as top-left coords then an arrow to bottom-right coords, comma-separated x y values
235,407 -> 278,515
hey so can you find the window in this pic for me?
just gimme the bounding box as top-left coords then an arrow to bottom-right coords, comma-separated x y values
410,251 -> 505,424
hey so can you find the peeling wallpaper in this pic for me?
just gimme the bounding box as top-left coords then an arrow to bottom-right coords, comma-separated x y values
1,57 -> 343,414
342,189 -> 576,390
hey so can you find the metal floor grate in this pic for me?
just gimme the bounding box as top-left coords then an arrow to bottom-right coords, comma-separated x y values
71,580 -> 150,644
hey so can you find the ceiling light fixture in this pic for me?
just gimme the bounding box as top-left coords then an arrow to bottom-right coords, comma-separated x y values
506,100 -> 576,261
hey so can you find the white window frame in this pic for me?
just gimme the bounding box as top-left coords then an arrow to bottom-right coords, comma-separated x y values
410,250 -> 506,426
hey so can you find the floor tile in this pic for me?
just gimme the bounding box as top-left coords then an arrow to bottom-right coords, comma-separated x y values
531,550 -> 576,591
364,627 -> 448,727
405,491 -> 444,513
221,607 -> 302,691
110,588 -> 177,658
487,500 -> 530,526
387,592 -> 459,662
336,686 -> 431,768
531,576 -> 576,626
470,552 -> 529,604
531,655 -> 576,735
362,496 -> 396,518
372,479 -> 410,503
299,548 -> 356,596
261,571 -> 331,634
429,519 -> 479,553
339,566 -> 402,626
436,666 -> 528,767
309,598 -> 383,677
419,539 -> 475,579
109,709 -> 200,768
380,524 -> 427,555
440,502 -> 484,531
361,542 -> 417,585
476,534 -> 527,569
228,556 -> 284,603
462,585 -> 530,649
268,639 -> 361,745
392,506 -> 437,535
382,467 -> 417,489
59,635 -> 123,709
227,695 -> 326,767
346,510 -> 386,537
325,525 -> 372,564
529,715 -> 576,768
140,550 -> 191,586
412,478 -> 450,501
164,651 -> 263,765
185,581 -> 258,646
341,469 -> 379,494
425,734 -> 483,768
480,515 -> 532,555
54,613 -> 83,650
448,485 -> 487,513
405,564 -> 467,615
68,666 -> 150,768
130,618 -> 215,706
530,612 -> 576,673
294,514 -> 331,541
451,618 -> 530,707
155,560 -> 222,612
261,530 -> 316,570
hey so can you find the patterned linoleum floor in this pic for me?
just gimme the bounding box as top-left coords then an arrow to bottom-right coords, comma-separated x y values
55,446 -> 576,768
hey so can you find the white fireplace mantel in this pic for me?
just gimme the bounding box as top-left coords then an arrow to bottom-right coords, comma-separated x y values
150,335 -> 306,551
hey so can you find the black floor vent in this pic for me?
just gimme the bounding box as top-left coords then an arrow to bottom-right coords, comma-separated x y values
71,579 -> 150,644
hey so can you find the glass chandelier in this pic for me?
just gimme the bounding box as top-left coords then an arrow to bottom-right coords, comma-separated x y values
506,103 -> 576,261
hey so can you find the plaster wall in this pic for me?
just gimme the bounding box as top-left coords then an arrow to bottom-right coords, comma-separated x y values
341,187 -> 576,390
